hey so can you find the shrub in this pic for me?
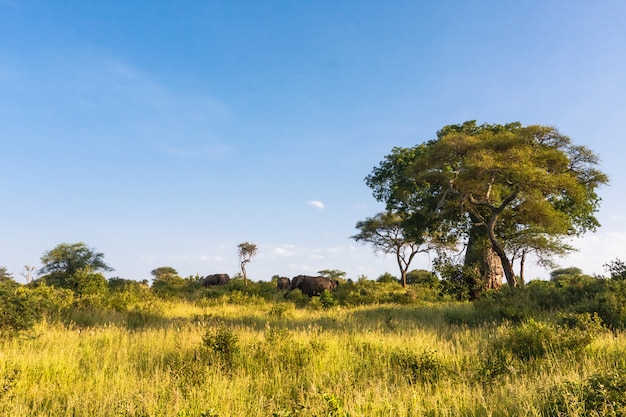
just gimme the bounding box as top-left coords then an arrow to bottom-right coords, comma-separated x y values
151,275 -> 188,299
268,302 -> 293,318
543,368 -> 626,416
390,349 -> 447,384
492,315 -> 601,361
202,325 -> 240,366
376,272 -> 397,283
319,290 -> 337,309
435,259 -> 483,301
0,284 -> 42,335
406,269 -> 439,287
27,284 -> 75,322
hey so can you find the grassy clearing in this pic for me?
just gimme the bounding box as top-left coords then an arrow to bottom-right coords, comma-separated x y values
1,299 -> 625,416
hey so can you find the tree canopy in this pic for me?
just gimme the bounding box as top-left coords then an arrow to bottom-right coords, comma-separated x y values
352,212 -> 451,287
37,242 -> 113,290
365,121 -> 608,287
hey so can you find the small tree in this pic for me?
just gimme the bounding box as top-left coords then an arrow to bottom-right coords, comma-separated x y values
0,266 -> 14,283
21,265 -> 36,284
352,212 -> 450,288
318,269 -> 346,282
238,242 -> 257,287
150,266 -> 179,281
605,259 -> 626,281
38,242 -> 113,290
150,267 -> 187,298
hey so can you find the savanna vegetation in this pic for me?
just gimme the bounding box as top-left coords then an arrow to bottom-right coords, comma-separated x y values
1,121 -> 620,416
2,257 -> 626,416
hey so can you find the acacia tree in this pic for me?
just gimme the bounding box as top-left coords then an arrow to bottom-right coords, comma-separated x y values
150,266 -> 179,281
237,242 -> 257,287
38,242 -> 113,290
366,121 -> 608,288
352,211 -> 452,288
318,269 -> 346,281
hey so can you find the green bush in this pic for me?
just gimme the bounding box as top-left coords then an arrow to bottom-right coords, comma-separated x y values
390,349 -> 447,384
319,290 -> 337,309
435,259 -> 483,301
492,315 -> 601,361
406,269 -> 439,287
0,284 -> 42,335
202,325 -> 240,366
543,368 -> 626,416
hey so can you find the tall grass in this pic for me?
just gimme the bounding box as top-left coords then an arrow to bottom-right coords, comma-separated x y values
1,299 -> 625,416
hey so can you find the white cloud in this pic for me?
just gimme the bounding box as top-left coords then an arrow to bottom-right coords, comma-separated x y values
274,246 -> 297,257
307,200 -> 325,209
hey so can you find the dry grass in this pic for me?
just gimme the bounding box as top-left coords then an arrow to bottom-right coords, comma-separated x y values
0,300 -> 624,416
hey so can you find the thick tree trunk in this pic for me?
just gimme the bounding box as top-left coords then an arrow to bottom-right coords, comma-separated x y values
465,225 -> 503,292
486,214 -> 518,288
482,247 -> 504,290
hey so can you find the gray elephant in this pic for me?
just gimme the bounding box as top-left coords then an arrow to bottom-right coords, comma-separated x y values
283,275 -> 339,298
203,273 -> 230,286
276,276 -> 291,290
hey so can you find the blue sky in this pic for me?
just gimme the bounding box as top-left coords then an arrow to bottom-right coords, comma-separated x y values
1,1 -> 624,283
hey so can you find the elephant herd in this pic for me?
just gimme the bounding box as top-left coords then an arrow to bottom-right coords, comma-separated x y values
201,273 -> 339,298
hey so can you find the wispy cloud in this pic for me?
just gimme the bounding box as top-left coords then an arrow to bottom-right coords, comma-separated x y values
273,245 -> 297,257
307,200 -> 325,209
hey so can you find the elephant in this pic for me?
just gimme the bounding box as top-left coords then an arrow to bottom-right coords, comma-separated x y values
283,275 -> 339,298
276,276 -> 291,290
203,273 -> 230,286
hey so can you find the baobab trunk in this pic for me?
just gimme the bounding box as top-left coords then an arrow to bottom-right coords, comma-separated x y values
464,225 -> 504,293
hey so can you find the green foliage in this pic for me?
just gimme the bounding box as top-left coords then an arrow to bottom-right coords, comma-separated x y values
0,282 -> 42,335
38,242 -> 113,290
406,269 -> 439,287
69,267 -> 108,298
331,279 -> 418,306
151,274 -> 188,299
319,290 -> 337,309
151,266 -> 179,280
0,266 -> 14,282
605,258 -> 626,281
470,277 -> 626,329
543,368 -> 626,416
318,269 -> 347,282
237,242 -> 257,285
107,278 -> 150,311
365,121 -> 608,287
435,258 -> 483,301
376,272 -> 397,283
202,325 -> 240,366
268,302 -> 293,318
491,315 -> 601,362
321,393 -> 350,417
390,349 -> 447,384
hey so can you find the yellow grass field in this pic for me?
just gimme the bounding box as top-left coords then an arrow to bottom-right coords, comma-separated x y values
1,299 -> 625,416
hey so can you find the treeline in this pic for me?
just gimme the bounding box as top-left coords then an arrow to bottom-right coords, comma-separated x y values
2,255 -> 626,335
